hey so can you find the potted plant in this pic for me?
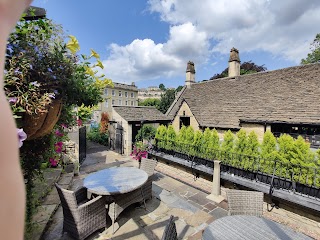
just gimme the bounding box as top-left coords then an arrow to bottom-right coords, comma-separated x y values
131,141 -> 151,167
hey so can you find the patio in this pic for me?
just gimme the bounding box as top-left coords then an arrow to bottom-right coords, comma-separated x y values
38,142 -> 320,240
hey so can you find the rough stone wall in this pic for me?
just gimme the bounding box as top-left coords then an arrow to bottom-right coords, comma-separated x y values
241,123 -> 266,141
111,109 -> 130,155
172,101 -> 199,132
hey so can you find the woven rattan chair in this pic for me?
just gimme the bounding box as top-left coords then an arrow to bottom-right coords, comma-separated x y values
161,215 -> 178,240
108,158 -> 157,233
227,189 -> 264,217
55,183 -> 106,240
140,157 -> 157,200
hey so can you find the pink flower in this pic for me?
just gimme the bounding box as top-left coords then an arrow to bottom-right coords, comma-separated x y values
49,158 -> 58,167
54,141 -> 63,153
61,123 -> 68,129
17,128 -> 27,148
55,129 -> 64,137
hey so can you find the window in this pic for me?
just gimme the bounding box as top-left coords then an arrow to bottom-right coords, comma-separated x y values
119,99 -> 122,105
104,89 -> 108,95
112,99 -> 115,106
125,92 -> 128,98
105,100 -> 108,108
125,100 -> 128,106
131,92 -> 134,98
112,90 -> 115,96
119,91 -> 122,97
131,101 -> 134,106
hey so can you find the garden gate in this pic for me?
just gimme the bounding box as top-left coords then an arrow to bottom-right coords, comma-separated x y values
115,123 -> 123,154
79,126 -> 86,164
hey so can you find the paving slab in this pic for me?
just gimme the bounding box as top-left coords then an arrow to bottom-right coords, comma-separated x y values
209,207 -> 228,220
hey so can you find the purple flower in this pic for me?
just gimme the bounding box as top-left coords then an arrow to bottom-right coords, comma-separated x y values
48,93 -> 55,99
30,81 -> 40,87
17,128 -> 27,148
9,97 -> 18,104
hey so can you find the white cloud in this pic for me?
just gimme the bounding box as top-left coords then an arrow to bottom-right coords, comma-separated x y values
102,0 -> 320,84
102,23 -> 209,83
148,0 -> 320,62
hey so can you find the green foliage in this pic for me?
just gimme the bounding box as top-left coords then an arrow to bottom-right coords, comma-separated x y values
205,128 -> 220,160
166,125 -> 177,150
138,98 -> 161,109
210,61 -> 267,80
135,124 -> 157,142
87,125 -> 109,146
155,125 -> 167,149
301,33 -> 320,64
233,129 -> 247,167
192,130 -> 203,157
77,104 -> 95,122
158,89 -> 176,114
220,130 -> 235,161
159,83 -> 166,91
243,131 -> 260,170
185,126 -> 195,155
201,128 -> 212,158
176,125 -> 187,153
260,130 -> 277,173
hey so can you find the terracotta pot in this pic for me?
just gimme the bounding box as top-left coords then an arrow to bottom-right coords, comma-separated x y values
24,100 -> 62,140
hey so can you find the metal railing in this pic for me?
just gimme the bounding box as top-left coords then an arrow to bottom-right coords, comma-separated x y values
152,139 -> 320,199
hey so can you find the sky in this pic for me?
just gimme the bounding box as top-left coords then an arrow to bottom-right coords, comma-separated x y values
32,0 -> 320,89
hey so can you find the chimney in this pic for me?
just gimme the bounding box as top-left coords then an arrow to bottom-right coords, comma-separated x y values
185,61 -> 195,87
228,47 -> 240,77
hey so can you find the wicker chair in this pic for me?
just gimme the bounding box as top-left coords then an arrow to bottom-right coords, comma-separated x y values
227,189 -> 264,217
140,157 -> 157,200
55,183 -> 106,240
108,158 -> 157,233
161,215 -> 178,240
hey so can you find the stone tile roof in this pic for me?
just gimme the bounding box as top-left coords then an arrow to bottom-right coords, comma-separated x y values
113,106 -> 171,122
167,63 -> 320,129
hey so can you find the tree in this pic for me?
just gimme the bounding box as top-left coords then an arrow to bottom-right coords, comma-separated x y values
301,33 -> 320,64
159,83 -> 166,91
138,98 -> 160,109
166,125 -> 177,150
158,88 -> 176,113
220,130 -> 235,162
210,61 -> 267,80
233,129 -> 248,167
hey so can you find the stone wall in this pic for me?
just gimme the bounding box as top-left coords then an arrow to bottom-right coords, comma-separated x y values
172,101 -> 199,132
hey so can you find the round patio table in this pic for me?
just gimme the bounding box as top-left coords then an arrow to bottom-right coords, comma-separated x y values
202,215 -> 312,240
83,167 -> 148,196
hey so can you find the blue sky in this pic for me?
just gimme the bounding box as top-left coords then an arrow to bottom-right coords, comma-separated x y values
32,0 -> 320,89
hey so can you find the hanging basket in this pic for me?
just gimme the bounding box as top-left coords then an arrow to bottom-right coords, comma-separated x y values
23,100 -> 62,140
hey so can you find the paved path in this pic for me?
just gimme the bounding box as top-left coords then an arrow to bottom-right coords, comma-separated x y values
40,141 -> 320,240
42,142 -> 228,240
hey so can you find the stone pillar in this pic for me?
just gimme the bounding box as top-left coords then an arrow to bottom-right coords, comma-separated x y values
206,160 -> 224,203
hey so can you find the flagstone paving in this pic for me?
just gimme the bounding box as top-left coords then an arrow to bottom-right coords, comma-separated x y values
39,141 -> 320,240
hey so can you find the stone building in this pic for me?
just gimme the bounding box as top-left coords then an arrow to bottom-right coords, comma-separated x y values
109,106 -> 171,156
138,86 -> 165,100
93,82 -> 139,122
167,48 -> 320,147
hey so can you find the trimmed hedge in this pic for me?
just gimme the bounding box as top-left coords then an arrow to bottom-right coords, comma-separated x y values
155,125 -> 320,187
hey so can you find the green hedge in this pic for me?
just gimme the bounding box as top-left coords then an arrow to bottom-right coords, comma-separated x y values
154,125 -> 320,187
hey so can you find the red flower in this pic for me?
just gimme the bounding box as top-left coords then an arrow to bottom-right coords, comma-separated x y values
49,158 -> 58,167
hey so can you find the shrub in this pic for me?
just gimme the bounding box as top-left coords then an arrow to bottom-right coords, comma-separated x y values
260,130 -> 277,173
201,128 -> 212,159
192,130 -> 203,157
166,125 -> 177,150
206,128 -> 220,160
155,125 -> 167,149
185,126 -> 195,155
220,130 -> 235,162
136,124 -> 157,142
243,131 -> 259,170
87,125 -> 109,146
233,129 -> 247,167
176,125 -> 187,153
